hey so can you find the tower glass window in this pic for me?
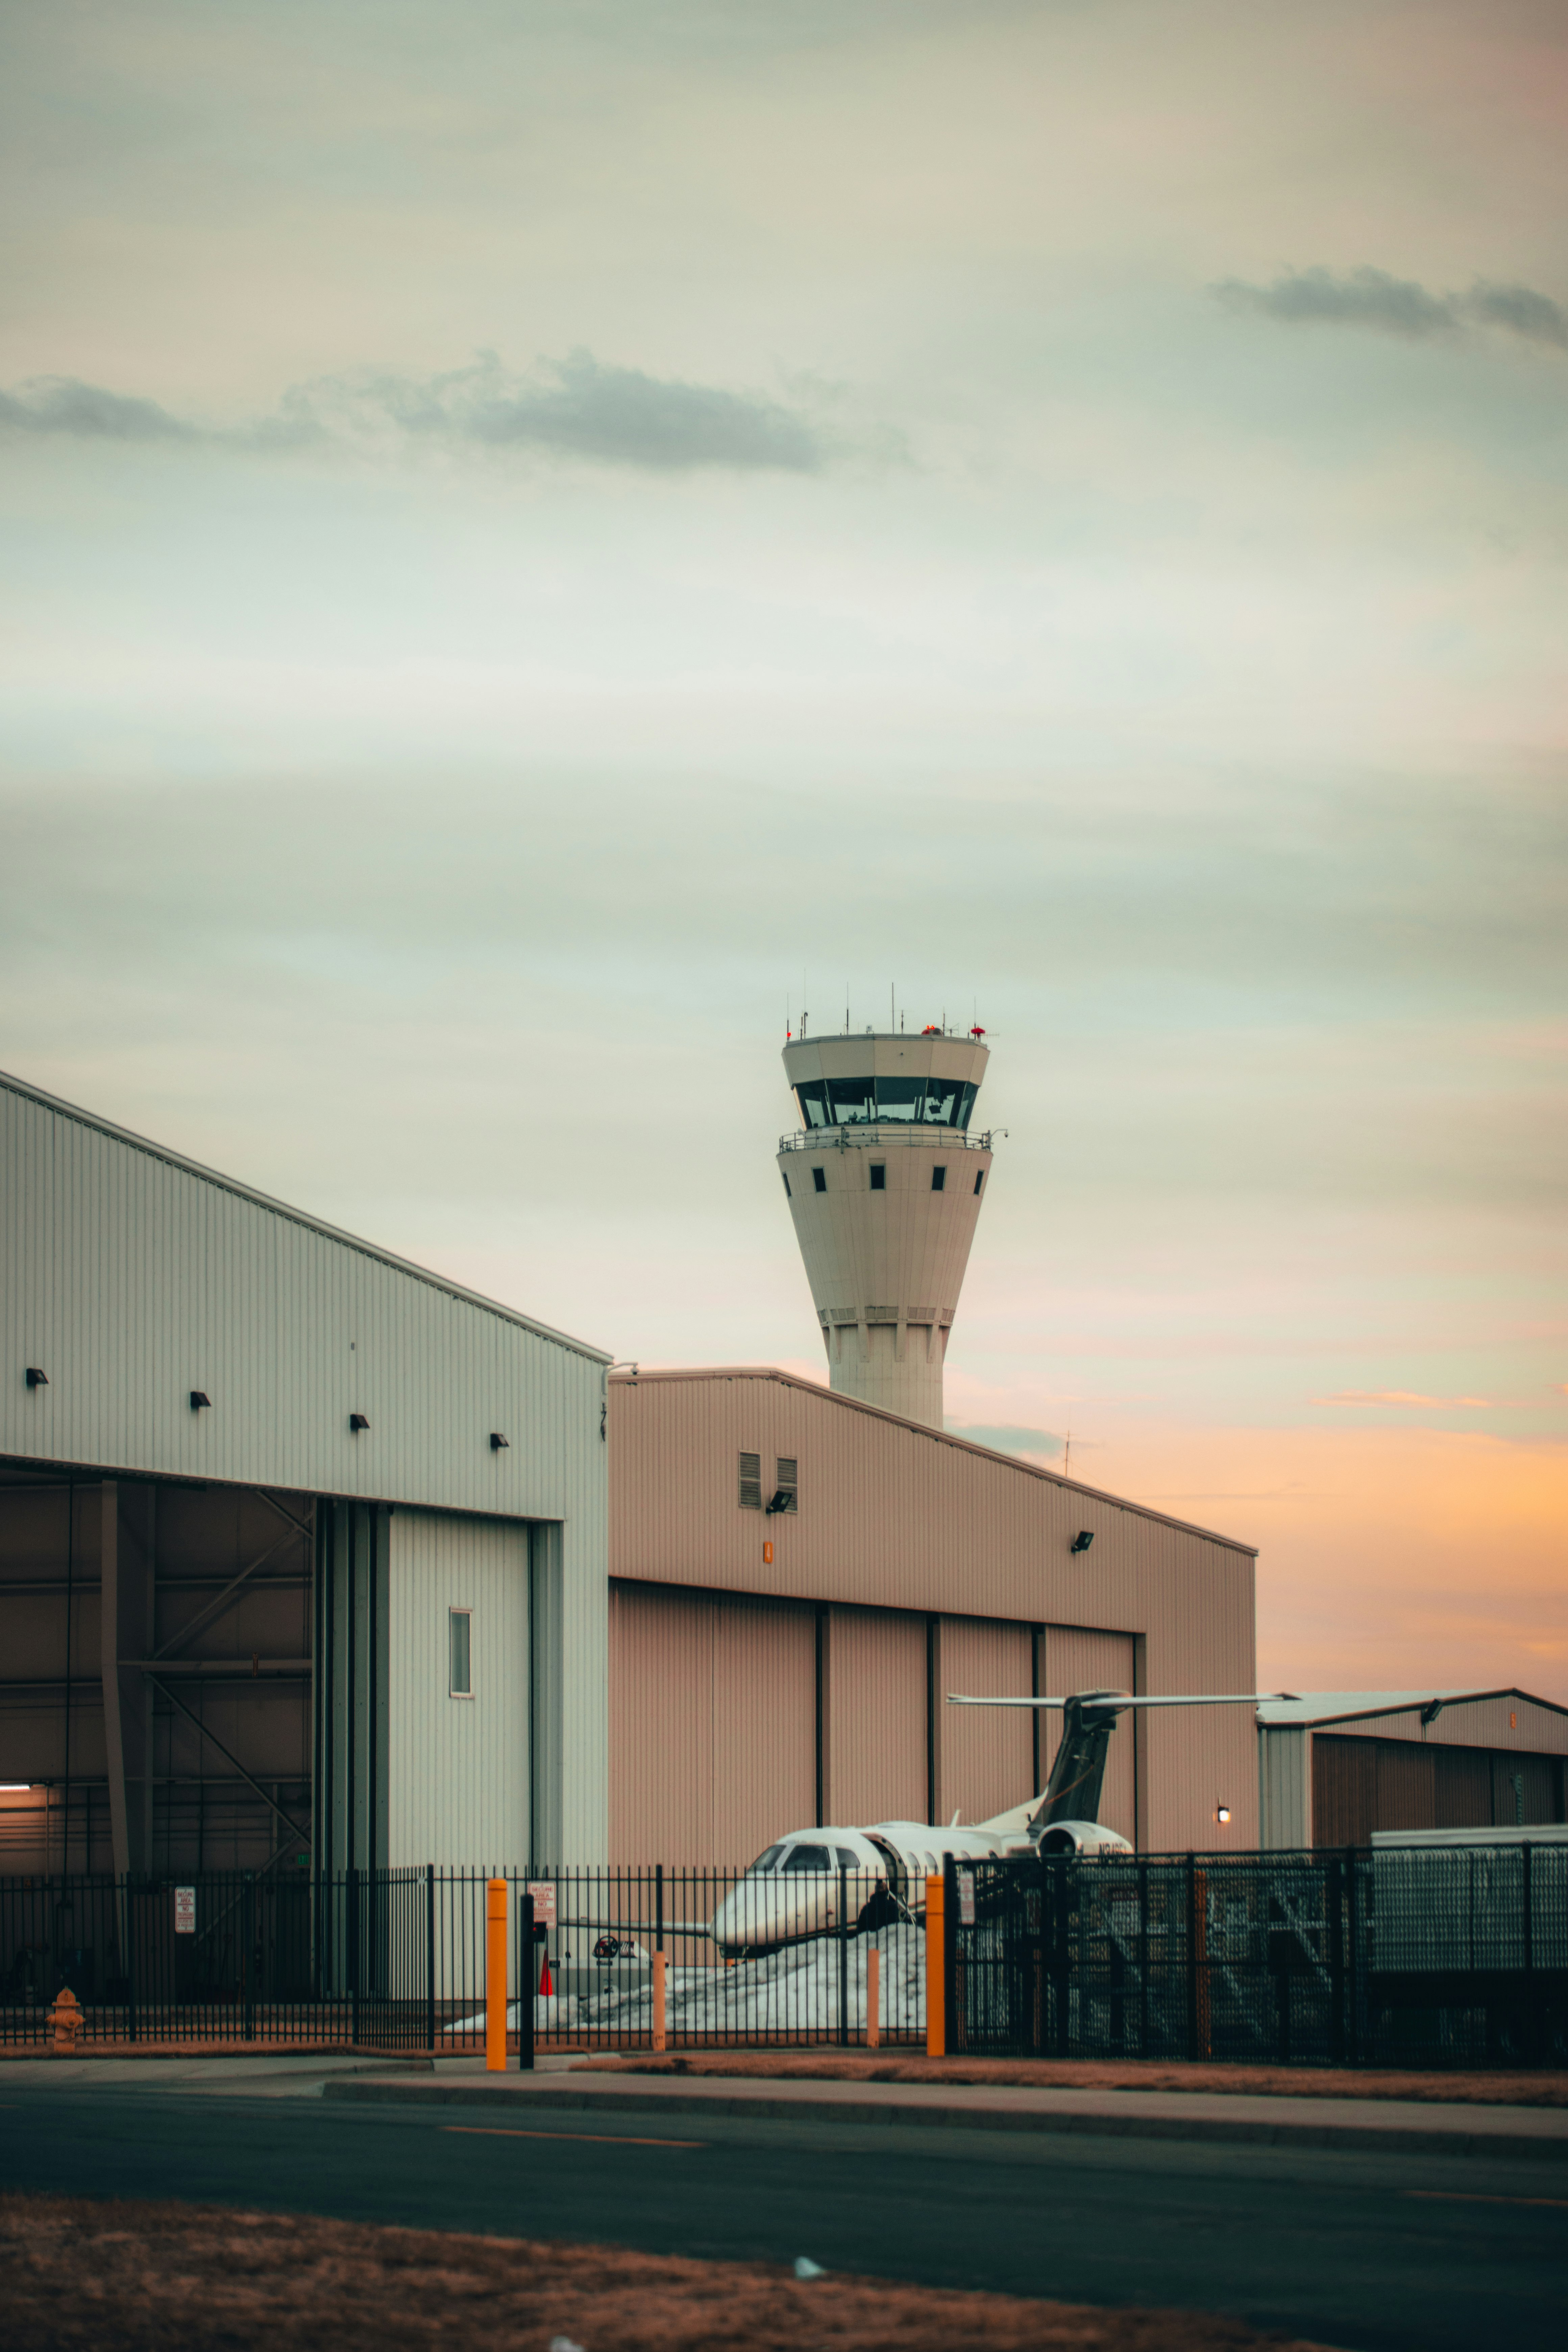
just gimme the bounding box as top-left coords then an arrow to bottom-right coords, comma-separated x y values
869,1162 -> 886,1191
974,1169 -> 984,1195
449,1609 -> 472,1698
931,1165 -> 946,1191
791,1077 -> 979,1130
812,1166 -> 827,1193
781,1171 -> 791,1198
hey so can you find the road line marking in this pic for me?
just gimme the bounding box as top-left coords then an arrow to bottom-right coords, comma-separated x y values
1405,2190 -> 1568,2211
443,2125 -> 704,2149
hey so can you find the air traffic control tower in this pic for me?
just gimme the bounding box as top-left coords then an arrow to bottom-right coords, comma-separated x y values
778,1024 -> 994,1429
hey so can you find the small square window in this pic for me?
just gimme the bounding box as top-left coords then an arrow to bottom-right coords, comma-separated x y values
449,1609 -> 472,1698
931,1165 -> 946,1192
974,1169 -> 984,1195
781,1170 -> 791,1198
869,1162 -> 886,1191
739,1451 -> 763,1509
812,1166 -> 827,1194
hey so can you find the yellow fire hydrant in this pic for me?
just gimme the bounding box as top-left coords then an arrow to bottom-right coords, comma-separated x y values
48,1987 -> 83,2053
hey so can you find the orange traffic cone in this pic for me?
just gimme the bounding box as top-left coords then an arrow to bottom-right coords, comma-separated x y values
539,1950 -> 553,1997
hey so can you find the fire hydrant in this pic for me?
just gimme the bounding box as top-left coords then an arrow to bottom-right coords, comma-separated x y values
48,1986 -> 82,2053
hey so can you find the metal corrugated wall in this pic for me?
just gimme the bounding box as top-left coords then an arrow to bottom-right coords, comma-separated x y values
1258,1724 -> 1311,1848
712,1596 -> 817,1862
608,1583 -> 816,1865
825,1606 -> 927,1826
938,1617 -> 1033,1826
1323,1696 -> 1568,1758
1,1073 -> 607,1517
610,1584 -> 713,1863
386,1508 -> 531,1871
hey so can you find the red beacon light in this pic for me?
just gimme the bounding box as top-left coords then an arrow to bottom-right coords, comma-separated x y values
921,1023 -> 941,1035
969,1024 -> 986,1038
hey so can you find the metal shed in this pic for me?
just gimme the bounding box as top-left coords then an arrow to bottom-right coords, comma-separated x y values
0,1069 -> 610,1882
1257,1691 -> 1568,1848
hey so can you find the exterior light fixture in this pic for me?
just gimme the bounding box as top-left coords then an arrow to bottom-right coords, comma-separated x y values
349,1412 -> 370,1432
1070,1530 -> 1094,1554
25,1367 -> 48,1389
1216,1805 -> 1231,1824
490,1431 -> 510,1450
765,1489 -> 793,1515
1420,1697 -> 1445,1726
190,1391 -> 211,1411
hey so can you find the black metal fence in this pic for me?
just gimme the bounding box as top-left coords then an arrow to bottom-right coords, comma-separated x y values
5,1845 -> 1562,2066
0,1863 -> 923,2052
946,1844 -> 1568,2069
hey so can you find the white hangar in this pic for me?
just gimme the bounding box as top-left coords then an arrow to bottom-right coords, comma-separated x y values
0,1069 -> 610,1880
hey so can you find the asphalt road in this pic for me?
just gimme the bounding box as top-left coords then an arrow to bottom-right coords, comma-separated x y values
1,2083 -> 1564,2351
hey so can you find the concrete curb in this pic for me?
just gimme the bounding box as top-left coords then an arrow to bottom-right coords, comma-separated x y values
321,2077 -> 1568,2162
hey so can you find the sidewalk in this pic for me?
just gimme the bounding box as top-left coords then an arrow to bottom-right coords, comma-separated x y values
322,2057 -> 1568,2161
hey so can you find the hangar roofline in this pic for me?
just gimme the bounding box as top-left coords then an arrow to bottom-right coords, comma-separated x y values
610,1363 -> 1258,1557
1,1065 -> 612,1368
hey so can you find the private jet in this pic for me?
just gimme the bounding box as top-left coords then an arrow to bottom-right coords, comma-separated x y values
708,1687 -> 1291,1958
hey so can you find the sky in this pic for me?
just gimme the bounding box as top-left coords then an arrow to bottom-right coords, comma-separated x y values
1,0 -> 1564,1699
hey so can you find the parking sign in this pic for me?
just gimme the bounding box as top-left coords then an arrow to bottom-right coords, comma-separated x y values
174,1886 -> 196,1935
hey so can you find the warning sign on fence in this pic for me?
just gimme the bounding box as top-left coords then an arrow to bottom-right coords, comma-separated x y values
957,1869 -> 975,1927
173,1886 -> 196,1935
525,1881 -> 557,1928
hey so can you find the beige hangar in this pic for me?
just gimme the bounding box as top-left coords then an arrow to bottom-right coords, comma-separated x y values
607,1366 -> 1260,1866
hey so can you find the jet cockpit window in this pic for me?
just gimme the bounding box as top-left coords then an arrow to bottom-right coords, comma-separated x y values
744,1843 -> 785,1878
834,1847 -> 860,1869
781,1843 -> 832,1872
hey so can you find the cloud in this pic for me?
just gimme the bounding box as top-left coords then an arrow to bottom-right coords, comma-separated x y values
0,350 -> 830,473
1463,280 -> 1568,352
946,1421 -> 1064,1459
1214,267 -> 1568,353
0,377 -> 195,440
1315,1390 -> 1497,1408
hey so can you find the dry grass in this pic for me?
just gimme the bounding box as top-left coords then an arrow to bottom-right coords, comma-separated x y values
581,2050 -> 1568,2106
0,2191 -> 1329,2351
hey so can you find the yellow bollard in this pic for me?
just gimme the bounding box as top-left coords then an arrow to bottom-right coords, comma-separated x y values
485,1877 -> 508,2073
925,1873 -> 945,2058
652,1949 -> 667,2052
866,1946 -> 880,2050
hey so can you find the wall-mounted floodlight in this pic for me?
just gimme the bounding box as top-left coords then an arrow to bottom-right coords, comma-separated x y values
349,1412 -> 370,1432
25,1367 -> 47,1389
1070,1530 -> 1094,1554
190,1391 -> 211,1411
1216,1805 -> 1232,1824
765,1489 -> 793,1515
1420,1697 -> 1445,1726
490,1432 -> 510,1451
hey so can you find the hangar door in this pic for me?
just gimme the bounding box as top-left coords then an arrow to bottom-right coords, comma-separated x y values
825,1607 -> 928,1828
940,1617 -> 1034,1828
610,1583 -> 816,1865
